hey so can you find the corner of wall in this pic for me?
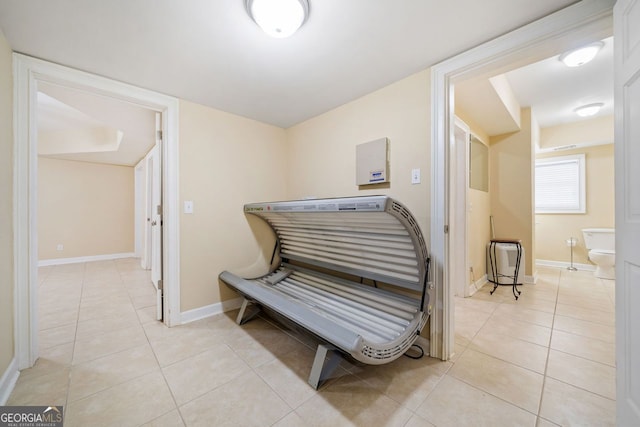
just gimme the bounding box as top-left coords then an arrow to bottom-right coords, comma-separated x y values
0,357 -> 19,405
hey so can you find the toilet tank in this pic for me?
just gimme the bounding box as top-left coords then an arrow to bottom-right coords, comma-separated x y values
582,228 -> 615,250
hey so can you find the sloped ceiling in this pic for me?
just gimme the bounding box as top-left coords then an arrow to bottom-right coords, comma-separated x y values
37,82 -> 156,166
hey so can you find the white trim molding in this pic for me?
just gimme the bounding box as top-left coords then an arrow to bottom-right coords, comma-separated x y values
13,54 -> 180,370
0,357 -> 19,405
536,259 -> 596,271
536,139 -> 613,154
430,0 -> 614,360
38,253 -> 136,267
180,298 -> 244,325
465,274 -> 488,297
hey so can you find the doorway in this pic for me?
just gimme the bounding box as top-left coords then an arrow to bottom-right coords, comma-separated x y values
13,54 -> 180,370
428,1 -> 613,360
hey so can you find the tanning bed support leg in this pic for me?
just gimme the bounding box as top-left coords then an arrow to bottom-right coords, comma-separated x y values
308,343 -> 342,390
236,298 -> 261,325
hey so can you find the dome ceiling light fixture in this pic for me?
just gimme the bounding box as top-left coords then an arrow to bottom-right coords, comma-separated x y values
574,102 -> 604,117
559,41 -> 604,67
245,0 -> 310,38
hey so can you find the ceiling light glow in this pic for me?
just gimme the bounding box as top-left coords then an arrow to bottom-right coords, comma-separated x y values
574,103 -> 604,117
559,42 -> 604,67
246,0 -> 309,38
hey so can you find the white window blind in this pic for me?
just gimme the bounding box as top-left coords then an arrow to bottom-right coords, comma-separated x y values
535,154 -> 585,214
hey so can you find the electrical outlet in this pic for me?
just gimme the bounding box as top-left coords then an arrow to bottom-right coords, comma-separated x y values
411,168 -> 421,184
56,244 -> 63,251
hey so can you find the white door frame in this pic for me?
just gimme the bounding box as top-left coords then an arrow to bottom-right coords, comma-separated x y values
150,114 -> 163,290
13,54 -> 181,369
429,0 -> 614,360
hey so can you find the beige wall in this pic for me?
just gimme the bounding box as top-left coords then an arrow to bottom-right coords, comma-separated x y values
489,108 -> 535,276
38,126 -> 122,156
535,143 -> 614,265
0,29 -> 13,383
38,157 -> 135,260
284,70 -> 431,337
179,71 -> 431,313
285,70 -> 431,238
179,100 -> 287,312
540,115 -> 613,149
469,188 -> 491,279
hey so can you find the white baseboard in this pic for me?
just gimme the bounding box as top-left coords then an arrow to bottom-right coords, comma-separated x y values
468,272 -> 536,295
180,297 -> 244,325
466,274 -> 488,296
0,357 -> 19,405
536,259 -> 595,271
38,252 -> 136,267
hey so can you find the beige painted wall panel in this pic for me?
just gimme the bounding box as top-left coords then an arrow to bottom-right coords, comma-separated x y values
285,70 -> 431,239
469,188 -> 491,279
456,107 -> 490,144
489,74 -> 522,129
535,144 -> 614,265
179,100 -> 287,312
489,108 -> 535,276
38,158 -> 135,260
0,29 -> 14,379
540,115 -> 613,149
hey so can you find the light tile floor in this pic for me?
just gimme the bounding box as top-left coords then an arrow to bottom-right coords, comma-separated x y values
9,260 -> 616,426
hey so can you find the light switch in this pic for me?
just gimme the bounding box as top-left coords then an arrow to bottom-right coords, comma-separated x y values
184,200 -> 193,214
411,168 -> 421,184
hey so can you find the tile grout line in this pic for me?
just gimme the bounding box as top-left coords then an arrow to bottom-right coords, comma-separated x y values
52,260 -> 172,425
443,370 -> 542,420
114,259 -> 188,427
535,269 -> 561,425
241,315 -> 313,418
32,263 -> 612,426
447,290 -> 547,421
64,261 -> 87,416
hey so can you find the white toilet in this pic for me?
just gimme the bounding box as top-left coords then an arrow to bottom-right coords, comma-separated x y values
582,228 -> 615,279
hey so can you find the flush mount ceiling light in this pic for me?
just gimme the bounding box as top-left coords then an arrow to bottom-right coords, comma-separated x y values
574,103 -> 604,117
246,0 -> 310,38
559,41 -> 604,67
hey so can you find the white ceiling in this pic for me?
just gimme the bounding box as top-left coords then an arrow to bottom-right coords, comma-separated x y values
506,36 -> 613,129
455,36 -> 613,136
37,82 -> 156,166
38,92 -> 108,132
0,0 -> 577,129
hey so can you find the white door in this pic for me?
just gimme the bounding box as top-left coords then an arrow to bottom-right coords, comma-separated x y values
615,0 -> 640,424
151,113 -> 163,321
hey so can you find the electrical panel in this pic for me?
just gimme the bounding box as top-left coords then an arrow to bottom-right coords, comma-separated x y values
356,137 -> 389,186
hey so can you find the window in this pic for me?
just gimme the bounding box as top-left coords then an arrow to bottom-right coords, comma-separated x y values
535,154 -> 585,214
